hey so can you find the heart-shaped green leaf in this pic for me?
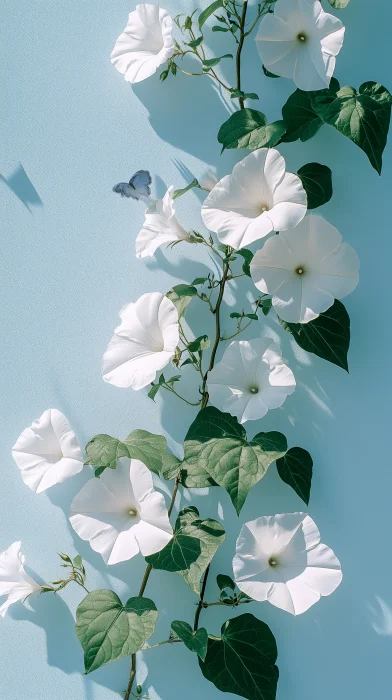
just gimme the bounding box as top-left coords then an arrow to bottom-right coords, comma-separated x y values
171,620 -> 208,660
85,430 -> 167,476
276,447 -> 313,505
297,163 -> 332,209
76,590 -> 157,673
182,407 -> 287,513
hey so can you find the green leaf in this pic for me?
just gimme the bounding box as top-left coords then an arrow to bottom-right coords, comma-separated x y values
328,0 -> 351,7
187,36 -> 204,48
212,25 -> 229,32
188,335 -> 211,352
199,613 -> 279,700
182,407 -> 287,514
237,248 -> 254,276
199,0 -> 224,29
85,431 -> 167,476
218,109 -> 285,151
176,507 -> 225,594
297,162 -> 333,209
280,299 -> 350,371
311,81 -> 392,174
261,298 -> 272,316
171,620 -> 208,660
148,383 -> 161,402
216,574 -> 235,592
167,284 -> 198,318
203,54 -> 233,70
262,65 -> 280,79
73,555 -> 83,569
276,447 -> 313,505
281,88 -> 324,143
145,514 -> 202,572
191,277 -> 209,286
76,590 -> 158,674
173,178 -> 200,199
161,454 -> 182,481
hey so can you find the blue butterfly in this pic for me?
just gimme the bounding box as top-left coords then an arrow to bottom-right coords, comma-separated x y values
112,170 -> 152,200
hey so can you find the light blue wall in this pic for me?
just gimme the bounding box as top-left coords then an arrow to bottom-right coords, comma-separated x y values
1,1 -> 391,698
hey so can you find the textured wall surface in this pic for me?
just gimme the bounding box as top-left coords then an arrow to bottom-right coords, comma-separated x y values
1,1 -> 391,698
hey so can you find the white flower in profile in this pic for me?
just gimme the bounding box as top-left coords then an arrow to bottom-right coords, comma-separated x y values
0,542 -> 41,617
233,512 -> 342,615
207,338 -> 295,424
251,214 -> 359,324
70,458 -> 173,565
199,169 -> 219,192
12,409 -> 84,493
102,292 -> 179,390
111,4 -> 175,84
136,186 -> 190,259
201,149 -> 307,250
255,0 -> 345,91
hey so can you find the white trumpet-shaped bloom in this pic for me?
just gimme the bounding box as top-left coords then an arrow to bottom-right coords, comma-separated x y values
70,457 -> 173,565
207,338 -> 295,424
0,542 -> 41,617
199,169 -> 219,192
255,0 -> 345,91
111,4 -> 175,84
233,512 -> 342,615
250,214 -> 359,324
201,149 -> 307,250
136,186 -> 189,259
102,292 -> 179,390
12,409 -> 84,493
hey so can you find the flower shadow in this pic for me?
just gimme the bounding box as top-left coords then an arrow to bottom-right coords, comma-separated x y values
0,163 -> 43,212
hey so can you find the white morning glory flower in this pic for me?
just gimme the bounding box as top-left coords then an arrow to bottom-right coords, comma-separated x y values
102,292 -> 179,390
0,542 -> 41,617
250,214 -> 359,324
136,186 -> 190,259
12,409 -> 84,493
199,169 -> 219,192
255,0 -> 345,91
207,338 -> 296,424
70,457 -> 173,565
201,149 -> 307,250
111,4 -> 175,84
233,512 -> 342,615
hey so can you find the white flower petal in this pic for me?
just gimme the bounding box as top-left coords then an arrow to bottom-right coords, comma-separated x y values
251,214 -> 359,323
136,187 -> 189,259
255,0 -> 345,91
202,149 -> 306,250
111,4 -> 175,84
102,292 -> 179,390
208,338 -> 295,424
12,409 -> 84,493
70,458 -> 172,565
0,542 -> 40,617
199,169 -> 219,192
233,513 -> 342,615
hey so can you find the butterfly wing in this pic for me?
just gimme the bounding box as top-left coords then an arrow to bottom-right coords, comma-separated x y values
129,170 -> 152,198
112,182 -> 138,199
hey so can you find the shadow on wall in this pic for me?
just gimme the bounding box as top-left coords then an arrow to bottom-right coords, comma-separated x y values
0,163 -> 43,212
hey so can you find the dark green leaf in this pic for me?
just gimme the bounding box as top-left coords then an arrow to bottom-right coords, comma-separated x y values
276,447 -> 313,505
261,298 -> 272,316
216,574 -> 235,592
199,614 -> 279,700
280,300 -> 350,371
212,25 -> 229,32
148,383 -> 161,402
230,312 -> 243,319
311,81 -> 392,174
262,65 -> 280,79
182,407 -> 287,514
297,162 -> 333,209
175,507 -> 225,594
145,513 -> 202,572
187,36 -> 204,47
199,0 -> 224,29
328,0 -> 351,7
76,590 -> 157,673
218,109 -> 286,151
245,313 -> 259,321
281,88 -> 324,143
188,335 -> 211,352
203,54 -> 233,70
237,248 -> 254,276
191,277 -> 209,286
167,284 -> 198,317
172,620 -> 208,660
